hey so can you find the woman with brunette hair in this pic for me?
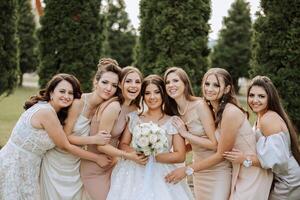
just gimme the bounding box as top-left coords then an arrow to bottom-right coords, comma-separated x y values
164,67 -> 221,200
225,75 -> 300,199
0,73 -> 101,199
106,75 -> 193,200
166,68 -> 272,200
40,58 -> 121,200
80,65 -> 145,200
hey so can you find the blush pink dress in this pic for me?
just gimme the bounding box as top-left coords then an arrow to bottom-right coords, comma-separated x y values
229,117 -> 273,200
80,98 -> 127,200
182,101 -> 232,200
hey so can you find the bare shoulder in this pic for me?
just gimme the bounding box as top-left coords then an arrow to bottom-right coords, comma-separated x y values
68,98 -> 83,113
31,106 -> 58,128
260,111 -> 286,136
103,101 -> 121,115
223,103 -> 244,119
193,98 -> 209,110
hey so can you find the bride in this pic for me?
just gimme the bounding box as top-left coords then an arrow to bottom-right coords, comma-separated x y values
106,75 -> 194,200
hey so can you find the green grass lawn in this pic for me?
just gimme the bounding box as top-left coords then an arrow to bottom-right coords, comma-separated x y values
0,87 -> 38,147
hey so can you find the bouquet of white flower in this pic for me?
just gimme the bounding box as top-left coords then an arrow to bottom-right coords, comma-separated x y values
132,122 -> 168,156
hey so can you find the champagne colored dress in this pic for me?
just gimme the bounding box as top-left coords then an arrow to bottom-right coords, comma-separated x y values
182,101 -> 231,200
40,95 -> 91,200
80,98 -> 126,200
229,118 -> 273,200
256,130 -> 300,200
0,102 -> 55,200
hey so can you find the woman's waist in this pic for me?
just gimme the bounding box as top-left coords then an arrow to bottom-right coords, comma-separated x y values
7,139 -> 44,158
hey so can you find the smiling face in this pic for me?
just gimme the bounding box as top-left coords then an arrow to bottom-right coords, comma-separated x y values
144,83 -> 163,111
50,80 -> 74,109
95,71 -> 119,100
165,72 -> 185,100
203,74 -> 226,102
248,85 -> 268,114
121,72 -> 142,102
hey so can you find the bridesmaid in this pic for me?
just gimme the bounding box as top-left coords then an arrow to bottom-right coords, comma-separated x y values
39,59 -> 120,200
0,74 -> 101,199
225,75 -> 300,199
80,66 -> 146,200
166,68 -> 271,200
164,67 -> 227,200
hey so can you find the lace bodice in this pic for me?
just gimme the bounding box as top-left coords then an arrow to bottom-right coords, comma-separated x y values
9,102 -> 55,155
0,102 -> 55,199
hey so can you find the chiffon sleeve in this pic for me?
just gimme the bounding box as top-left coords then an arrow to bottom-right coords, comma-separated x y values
126,111 -> 139,134
164,117 -> 178,135
256,132 -> 290,175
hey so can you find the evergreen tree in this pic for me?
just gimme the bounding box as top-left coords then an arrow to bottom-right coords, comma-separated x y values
102,0 -> 136,67
0,0 -> 18,96
137,0 -> 211,94
251,0 -> 300,129
211,0 -> 252,93
16,0 -> 38,86
38,0 -> 103,91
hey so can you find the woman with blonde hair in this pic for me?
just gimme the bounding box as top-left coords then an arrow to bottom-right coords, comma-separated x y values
164,67 -> 224,200
166,68 -> 272,200
39,58 -> 120,200
80,65 -> 146,200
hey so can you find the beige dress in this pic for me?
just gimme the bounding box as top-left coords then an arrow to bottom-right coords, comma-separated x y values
80,98 -> 127,200
182,101 -> 231,200
40,95 -> 91,200
229,118 -> 273,200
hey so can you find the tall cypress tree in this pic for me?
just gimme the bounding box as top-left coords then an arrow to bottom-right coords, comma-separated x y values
211,0 -> 252,93
251,0 -> 300,129
102,0 -> 136,67
137,0 -> 211,94
16,0 -> 38,86
0,0 -> 18,96
38,0 -> 103,91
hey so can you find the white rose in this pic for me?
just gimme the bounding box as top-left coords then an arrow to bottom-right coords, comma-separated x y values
154,141 -> 164,150
137,136 -> 149,147
149,134 -> 158,144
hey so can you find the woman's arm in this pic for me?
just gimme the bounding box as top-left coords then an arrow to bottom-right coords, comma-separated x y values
118,124 -> 135,152
155,134 -> 186,164
35,108 -> 112,167
223,148 -> 262,167
224,111 -> 288,168
173,100 -> 217,151
165,105 -> 243,183
95,102 -> 146,163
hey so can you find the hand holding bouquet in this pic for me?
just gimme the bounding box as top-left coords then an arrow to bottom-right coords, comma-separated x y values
132,122 -> 168,156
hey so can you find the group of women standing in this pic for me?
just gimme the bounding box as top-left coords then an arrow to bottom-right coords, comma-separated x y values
0,57 -> 299,200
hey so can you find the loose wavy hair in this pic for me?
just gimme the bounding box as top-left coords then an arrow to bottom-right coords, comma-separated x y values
24,73 -> 82,125
247,75 -> 300,165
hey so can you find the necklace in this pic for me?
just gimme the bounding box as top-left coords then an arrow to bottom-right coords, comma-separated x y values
178,101 -> 189,116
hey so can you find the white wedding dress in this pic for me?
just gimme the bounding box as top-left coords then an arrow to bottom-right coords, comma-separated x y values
106,112 -> 194,200
0,102 -> 55,200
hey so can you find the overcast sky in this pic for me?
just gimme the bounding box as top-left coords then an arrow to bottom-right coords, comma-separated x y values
124,0 -> 260,40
